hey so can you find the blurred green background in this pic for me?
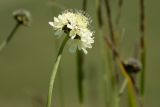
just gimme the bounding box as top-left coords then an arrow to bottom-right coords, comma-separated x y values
0,0 -> 159,107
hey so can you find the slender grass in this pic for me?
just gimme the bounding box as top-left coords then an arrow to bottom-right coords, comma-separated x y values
0,22 -> 20,51
104,0 -> 120,83
119,78 -> 128,96
104,0 -> 115,43
104,0 -> 121,107
105,36 -> 139,107
96,0 -> 103,28
96,0 -> 111,106
116,0 -> 123,26
139,0 -> 146,97
46,35 -> 69,107
96,0 -> 113,106
118,62 -> 137,107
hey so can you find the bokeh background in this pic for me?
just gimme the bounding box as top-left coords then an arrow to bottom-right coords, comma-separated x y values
0,0 -> 159,107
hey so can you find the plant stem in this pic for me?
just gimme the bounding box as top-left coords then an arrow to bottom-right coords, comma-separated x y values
104,1 -> 121,106
139,0 -> 146,97
119,79 -> 128,96
46,35 -> 69,107
105,36 -> 138,107
118,60 -> 138,107
104,0 -> 115,43
82,0 -> 87,12
7,22 -> 20,43
97,0 -> 103,27
0,22 -> 20,51
77,50 -> 84,103
76,0 -> 87,104
104,0 -> 120,83
116,0 -> 123,26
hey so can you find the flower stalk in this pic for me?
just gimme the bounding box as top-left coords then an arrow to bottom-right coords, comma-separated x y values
76,0 -> 88,104
7,22 -> 20,43
46,35 -> 69,107
77,50 -> 84,103
0,22 -> 20,51
48,10 -> 94,106
0,9 -> 31,52
139,0 -> 146,97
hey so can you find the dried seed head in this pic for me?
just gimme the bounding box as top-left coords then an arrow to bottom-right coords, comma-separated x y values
123,58 -> 142,74
13,9 -> 32,26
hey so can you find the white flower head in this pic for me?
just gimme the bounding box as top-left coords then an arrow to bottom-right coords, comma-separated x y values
49,10 -> 94,54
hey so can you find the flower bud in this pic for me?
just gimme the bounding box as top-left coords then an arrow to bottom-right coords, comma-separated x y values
13,9 -> 32,26
123,58 -> 142,74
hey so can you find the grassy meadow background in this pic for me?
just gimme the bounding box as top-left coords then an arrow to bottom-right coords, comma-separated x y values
0,0 -> 159,107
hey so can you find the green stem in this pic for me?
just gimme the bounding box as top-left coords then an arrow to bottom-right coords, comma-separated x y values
140,49 -> 146,96
0,22 -> 20,51
104,0 -> 115,43
119,79 -> 128,96
7,22 -> 20,43
77,50 -> 84,103
116,0 -> 123,27
82,0 -> 87,11
128,85 -> 137,107
139,0 -> 146,97
46,35 -> 69,107
97,0 -> 103,27
76,0 -> 87,104
104,1 -> 120,107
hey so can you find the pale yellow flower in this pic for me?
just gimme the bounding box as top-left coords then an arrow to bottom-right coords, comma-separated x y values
49,10 -> 94,54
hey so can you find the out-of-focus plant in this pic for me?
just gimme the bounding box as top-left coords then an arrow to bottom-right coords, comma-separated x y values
0,9 -> 31,51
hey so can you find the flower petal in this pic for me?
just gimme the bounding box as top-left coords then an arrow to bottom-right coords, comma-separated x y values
82,48 -> 88,54
69,30 -> 76,39
48,22 -> 54,26
54,17 -> 59,22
